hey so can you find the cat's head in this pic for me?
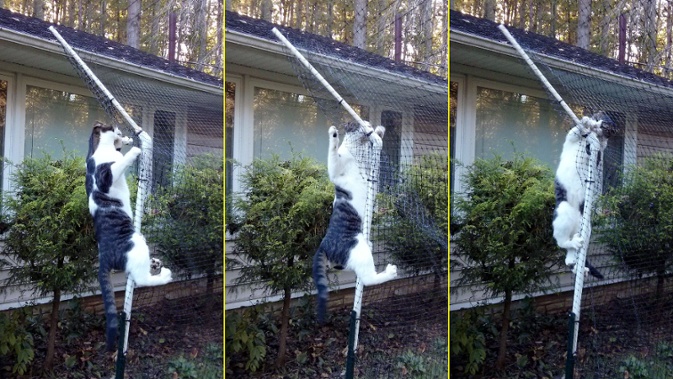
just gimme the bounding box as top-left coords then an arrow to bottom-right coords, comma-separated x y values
343,121 -> 385,142
591,111 -> 617,139
87,122 -> 125,158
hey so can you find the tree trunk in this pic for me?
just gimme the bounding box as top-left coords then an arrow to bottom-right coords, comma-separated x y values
126,0 -> 141,48
495,289 -> 513,370
44,288 -> 61,370
32,0 -> 44,19
275,286 -> 292,367
261,0 -> 273,21
484,0 -> 495,21
644,0 -> 658,71
577,0 -> 590,49
353,0 -> 367,49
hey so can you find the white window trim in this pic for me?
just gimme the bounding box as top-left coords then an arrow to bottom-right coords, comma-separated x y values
1,72 -> 15,197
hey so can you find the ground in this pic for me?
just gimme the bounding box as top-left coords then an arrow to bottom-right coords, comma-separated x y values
227,294 -> 448,379
10,296 -> 223,379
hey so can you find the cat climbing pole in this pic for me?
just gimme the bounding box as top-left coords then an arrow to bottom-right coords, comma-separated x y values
271,28 -> 383,378
498,24 -> 600,379
49,26 -> 151,378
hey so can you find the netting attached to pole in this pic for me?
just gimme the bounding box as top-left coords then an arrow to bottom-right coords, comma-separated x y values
271,23 -> 448,378
47,24 -> 223,377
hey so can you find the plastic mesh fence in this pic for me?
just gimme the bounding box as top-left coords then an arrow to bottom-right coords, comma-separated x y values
53,31 -> 223,377
452,8 -> 673,378
276,25 -> 448,378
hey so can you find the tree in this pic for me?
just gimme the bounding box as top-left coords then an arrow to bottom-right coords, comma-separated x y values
452,154 -> 558,370
229,154 -> 332,367
0,151 -> 97,370
353,0 -> 367,49
577,0 -> 590,49
145,154 -> 223,315
126,0 -> 140,48
596,154 -> 673,309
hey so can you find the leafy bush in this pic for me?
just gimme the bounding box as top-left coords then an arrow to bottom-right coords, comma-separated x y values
450,309 -> 487,375
229,154 -> 332,366
1,151 -> 97,369
376,153 -> 448,278
225,309 -> 267,374
146,154 -> 223,311
0,309 -> 34,375
452,154 -> 558,369
596,154 -> 673,303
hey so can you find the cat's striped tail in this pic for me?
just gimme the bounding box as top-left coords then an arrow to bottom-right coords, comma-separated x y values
98,267 -> 119,352
312,249 -> 329,324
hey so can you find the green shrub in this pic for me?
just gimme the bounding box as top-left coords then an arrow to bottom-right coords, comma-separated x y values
450,310 -> 486,375
225,309 -> 267,373
1,151 -> 97,369
452,154 -> 558,369
0,309 -> 34,375
376,153 -> 447,278
146,154 -> 223,312
597,154 -> 673,303
229,154 -> 332,366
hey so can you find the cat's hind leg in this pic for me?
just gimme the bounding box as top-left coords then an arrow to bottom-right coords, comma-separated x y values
552,201 -> 583,266
347,235 -> 397,286
126,234 -> 172,287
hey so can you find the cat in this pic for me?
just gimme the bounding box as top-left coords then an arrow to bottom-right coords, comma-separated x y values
553,112 -> 614,279
312,123 -> 398,324
85,122 -> 172,352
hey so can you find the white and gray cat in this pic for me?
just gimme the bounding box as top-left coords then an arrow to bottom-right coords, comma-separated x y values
85,122 -> 172,351
553,112 -> 614,279
312,123 -> 398,323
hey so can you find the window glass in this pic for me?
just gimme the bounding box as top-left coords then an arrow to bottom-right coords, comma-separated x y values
226,82 -> 235,196
24,85 -> 109,159
450,82 -> 457,197
475,87 -> 566,169
0,80 -> 6,194
253,87 -> 327,162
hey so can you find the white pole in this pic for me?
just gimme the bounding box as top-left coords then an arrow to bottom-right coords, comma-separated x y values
49,26 -> 143,135
497,24 -> 582,126
570,133 -> 600,357
271,27 -> 371,133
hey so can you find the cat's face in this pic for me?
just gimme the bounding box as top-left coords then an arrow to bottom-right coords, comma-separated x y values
91,122 -> 124,151
592,112 -> 617,139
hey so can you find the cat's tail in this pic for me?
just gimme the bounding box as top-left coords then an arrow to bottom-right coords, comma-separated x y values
312,249 -> 329,324
586,259 -> 604,280
98,266 -> 118,352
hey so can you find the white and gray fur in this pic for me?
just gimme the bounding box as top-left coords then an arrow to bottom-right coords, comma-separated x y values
553,112 -> 614,279
312,123 -> 397,323
85,122 -> 172,351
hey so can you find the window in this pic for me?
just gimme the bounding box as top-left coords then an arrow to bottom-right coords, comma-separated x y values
253,87 -> 326,162
0,79 -> 6,195
24,85 -> 109,159
450,82 -> 457,197
226,81 -> 235,196
475,87 -> 568,169
153,110 -> 175,187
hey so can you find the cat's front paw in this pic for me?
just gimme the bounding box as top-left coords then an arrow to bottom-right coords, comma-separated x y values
569,234 -> 583,250
565,251 -> 577,267
127,146 -> 142,160
328,125 -> 338,139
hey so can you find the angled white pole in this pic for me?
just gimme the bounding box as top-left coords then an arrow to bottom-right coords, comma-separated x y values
498,24 -> 582,126
271,27 -> 372,133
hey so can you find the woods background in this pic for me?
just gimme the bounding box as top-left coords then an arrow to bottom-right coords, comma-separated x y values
452,0 -> 673,79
